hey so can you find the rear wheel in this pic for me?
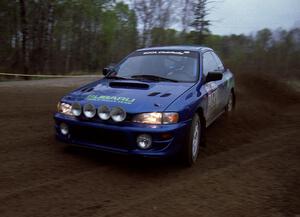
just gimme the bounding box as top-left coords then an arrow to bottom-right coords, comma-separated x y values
183,114 -> 202,166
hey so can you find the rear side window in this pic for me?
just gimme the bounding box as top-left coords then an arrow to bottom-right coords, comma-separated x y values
211,52 -> 224,71
202,52 -> 218,76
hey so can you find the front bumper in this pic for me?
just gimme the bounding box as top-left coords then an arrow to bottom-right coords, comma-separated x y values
54,113 -> 191,157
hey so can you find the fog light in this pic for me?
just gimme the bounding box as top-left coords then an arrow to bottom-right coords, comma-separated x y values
60,123 -> 69,135
137,134 -> 152,149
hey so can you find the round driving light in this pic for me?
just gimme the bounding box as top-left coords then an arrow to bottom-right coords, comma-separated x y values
98,105 -> 110,120
137,134 -> 152,149
110,107 -> 126,122
71,102 -> 82,116
60,123 -> 69,135
83,103 -> 96,118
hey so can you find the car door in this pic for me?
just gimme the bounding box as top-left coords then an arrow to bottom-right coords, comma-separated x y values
203,51 -> 223,122
211,52 -> 228,109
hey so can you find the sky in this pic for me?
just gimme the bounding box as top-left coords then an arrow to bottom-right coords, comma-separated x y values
207,0 -> 300,35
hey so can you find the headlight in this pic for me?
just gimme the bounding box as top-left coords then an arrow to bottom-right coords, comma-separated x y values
162,112 -> 179,124
132,112 -> 179,124
71,102 -> 82,116
83,103 -> 96,118
110,107 -> 126,122
98,105 -> 110,120
132,112 -> 162,124
57,102 -> 73,116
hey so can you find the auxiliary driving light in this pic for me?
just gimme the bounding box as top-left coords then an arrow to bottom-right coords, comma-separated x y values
98,105 -> 110,120
83,103 -> 96,118
71,102 -> 82,116
60,123 -> 69,135
110,107 -> 126,122
137,134 -> 152,149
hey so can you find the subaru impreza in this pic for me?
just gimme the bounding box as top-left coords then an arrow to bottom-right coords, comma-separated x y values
54,46 -> 235,166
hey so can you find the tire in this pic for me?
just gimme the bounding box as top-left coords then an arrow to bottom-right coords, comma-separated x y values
182,114 -> 202,167
225,91 -> 235,112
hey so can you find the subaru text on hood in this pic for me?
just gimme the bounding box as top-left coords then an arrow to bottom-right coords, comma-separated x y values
54,46 -> 235,166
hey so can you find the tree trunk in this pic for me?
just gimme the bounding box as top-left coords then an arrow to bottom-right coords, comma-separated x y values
19,0 -> 29,75
43,1 -> 54,73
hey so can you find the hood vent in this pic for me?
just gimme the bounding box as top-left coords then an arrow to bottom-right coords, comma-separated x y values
148,92 -> 160,96
160,93 -> 171,97
109,82 -> 149,89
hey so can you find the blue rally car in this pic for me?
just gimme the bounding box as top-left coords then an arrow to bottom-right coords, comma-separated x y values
54,46 -> 235,166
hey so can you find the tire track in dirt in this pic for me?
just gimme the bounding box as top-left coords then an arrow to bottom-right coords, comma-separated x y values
100,142 -> 299,217
0,76 -> 299,217
0,129 -> 298,217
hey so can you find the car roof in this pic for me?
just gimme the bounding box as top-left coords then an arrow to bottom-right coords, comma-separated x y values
137,45 -> 213,53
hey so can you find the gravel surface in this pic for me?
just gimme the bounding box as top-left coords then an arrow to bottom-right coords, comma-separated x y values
0,74 -> 299,217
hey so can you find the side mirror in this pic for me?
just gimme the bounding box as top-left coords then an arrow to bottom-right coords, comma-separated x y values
206,71 -> 223,83
102,63 -> 116,76
102,67 -> 110,76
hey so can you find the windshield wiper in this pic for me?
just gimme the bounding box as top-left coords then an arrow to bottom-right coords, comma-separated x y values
131,74 -> 178,82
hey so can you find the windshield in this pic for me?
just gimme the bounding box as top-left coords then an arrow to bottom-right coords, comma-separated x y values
111,50 -> 199,82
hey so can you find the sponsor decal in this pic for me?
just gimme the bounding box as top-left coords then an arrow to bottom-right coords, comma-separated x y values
205,82 -> 218,110
143,51 -> 190,55
86,95 -> 136,104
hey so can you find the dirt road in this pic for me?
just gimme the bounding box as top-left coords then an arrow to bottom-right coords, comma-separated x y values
0,74 -> 299,217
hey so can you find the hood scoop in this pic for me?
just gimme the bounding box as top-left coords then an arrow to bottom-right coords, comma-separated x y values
109,82 -> 149,90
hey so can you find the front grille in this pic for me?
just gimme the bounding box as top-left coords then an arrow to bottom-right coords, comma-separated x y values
69,125 -> 131,150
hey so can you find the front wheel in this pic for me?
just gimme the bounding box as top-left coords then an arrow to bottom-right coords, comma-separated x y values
183,114 -> 202,166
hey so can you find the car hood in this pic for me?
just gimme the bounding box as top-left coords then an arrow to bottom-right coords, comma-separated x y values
63,78 -> 195,113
